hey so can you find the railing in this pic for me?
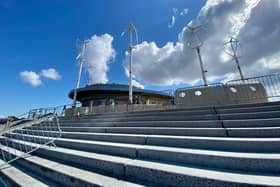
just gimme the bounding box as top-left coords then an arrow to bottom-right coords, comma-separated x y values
175,73 -> 280,107
0,114 -> 61,169
226,73 -> 280,102
65,103 -> 177,116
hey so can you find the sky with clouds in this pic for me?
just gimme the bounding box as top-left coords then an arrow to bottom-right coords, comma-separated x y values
0,0 -> 279,116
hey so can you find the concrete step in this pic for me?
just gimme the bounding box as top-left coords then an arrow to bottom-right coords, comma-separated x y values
223,118 -> 280,128
216,104 -> 280,114
227,127 -> 280,137
61,102 -> 280,121
61,109 -> 215,120
0,159 -> 49,187
59,110 -> 280,125
61,114 -> 219,123
27,126 -> 228,137
0,144 -> 145,187
7,133 -> 280,174
14,130 -> 280,153
26,126 -> 280,137
220,111 -> 280,120
45,120 -> 222,128
48,118 -> 280,128
3,138 -> 280,187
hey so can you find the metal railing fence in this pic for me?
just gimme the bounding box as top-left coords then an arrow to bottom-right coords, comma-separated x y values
0,114 -> 61,169
226,73 -> 280,102
175,73 -> 280,107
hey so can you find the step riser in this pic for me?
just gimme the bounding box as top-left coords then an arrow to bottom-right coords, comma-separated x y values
24,126 -> 280,137
27,127 -> 227,137
220,112 -> 280,120
14,130 -> 280,153
1,139 -> 268,187
41,122 -> 280,129
223,119 -> 280,128
60,115 -> 219,122
41,121 -> 222,128
60,111 -> 280,124
228,128 -> 280,137
42,118 -> 280,128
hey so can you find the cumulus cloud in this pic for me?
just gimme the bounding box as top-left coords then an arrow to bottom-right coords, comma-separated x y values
168,16 -> 176,28
20,68 -> 61,87
41,68 -> 61,80
20,71 -> 42,87
125,0 -> 280,86
132,80 -> 144,89
180,8 -> 189,16
172,8 -> 178,15
84,34 -> 115,84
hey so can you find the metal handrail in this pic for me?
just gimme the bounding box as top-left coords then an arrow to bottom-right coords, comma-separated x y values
0,114 -> 61,169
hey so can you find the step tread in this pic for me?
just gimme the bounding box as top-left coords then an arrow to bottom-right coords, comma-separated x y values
9,139 -> 280,186
0,159 -> 48,187
24,130 -> 280,141
16,134 -> 280,159
0,145 -> 144,187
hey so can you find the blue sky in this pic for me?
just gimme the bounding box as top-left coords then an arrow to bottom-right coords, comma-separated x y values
0,0 -> 205,116
1,0 -> 279,117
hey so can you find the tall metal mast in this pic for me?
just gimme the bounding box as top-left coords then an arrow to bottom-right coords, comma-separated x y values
122,23 -> 138,104
188,25 -> 208,86
72,40 -> 89,107
224,36 -> 245,80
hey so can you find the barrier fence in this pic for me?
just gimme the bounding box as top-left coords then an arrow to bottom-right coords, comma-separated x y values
0,114 -> 61,169
226,73 -> 280,102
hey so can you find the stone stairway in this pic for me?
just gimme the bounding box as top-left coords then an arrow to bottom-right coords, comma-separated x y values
1,101 -> 280,186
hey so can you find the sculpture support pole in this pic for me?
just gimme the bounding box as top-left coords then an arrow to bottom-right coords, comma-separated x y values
129,30 -> 133,104
234,56 -> 245,81
196,47 -> 208,86
73,41 -> 87,108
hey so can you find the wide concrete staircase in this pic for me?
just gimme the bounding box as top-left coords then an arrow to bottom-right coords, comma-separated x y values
1,101 -> 280,186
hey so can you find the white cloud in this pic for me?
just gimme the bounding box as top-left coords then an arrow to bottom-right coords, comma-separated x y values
180,8 -> 189,16
168,16 -> 176,28
0,115 -> 5,118
41,68 -> 61,80
20,71 -> 42,87
132,80 -> 144,89
172,8 -> 178,15
124,0 -> 280,86
84,34 -> 115,84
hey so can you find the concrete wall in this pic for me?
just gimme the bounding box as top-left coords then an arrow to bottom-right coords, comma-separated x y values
175,83 -> 268,108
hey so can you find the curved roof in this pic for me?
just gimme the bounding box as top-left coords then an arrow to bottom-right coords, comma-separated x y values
69,84 -> 173,100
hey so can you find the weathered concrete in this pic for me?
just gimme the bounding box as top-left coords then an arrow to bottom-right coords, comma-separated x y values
4,139 -> 280,187
2,100 -> 280,186
7,134 -> 280,174
175,83 -> 268,108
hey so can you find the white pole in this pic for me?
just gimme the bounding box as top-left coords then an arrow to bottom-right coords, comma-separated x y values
196,47 -> 208,86
122,23 -> 138,104
129,27 -> 133,104
73,40 -> 88,107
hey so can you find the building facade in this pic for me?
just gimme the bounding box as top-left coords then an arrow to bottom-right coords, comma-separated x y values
69,84 -> 173,107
